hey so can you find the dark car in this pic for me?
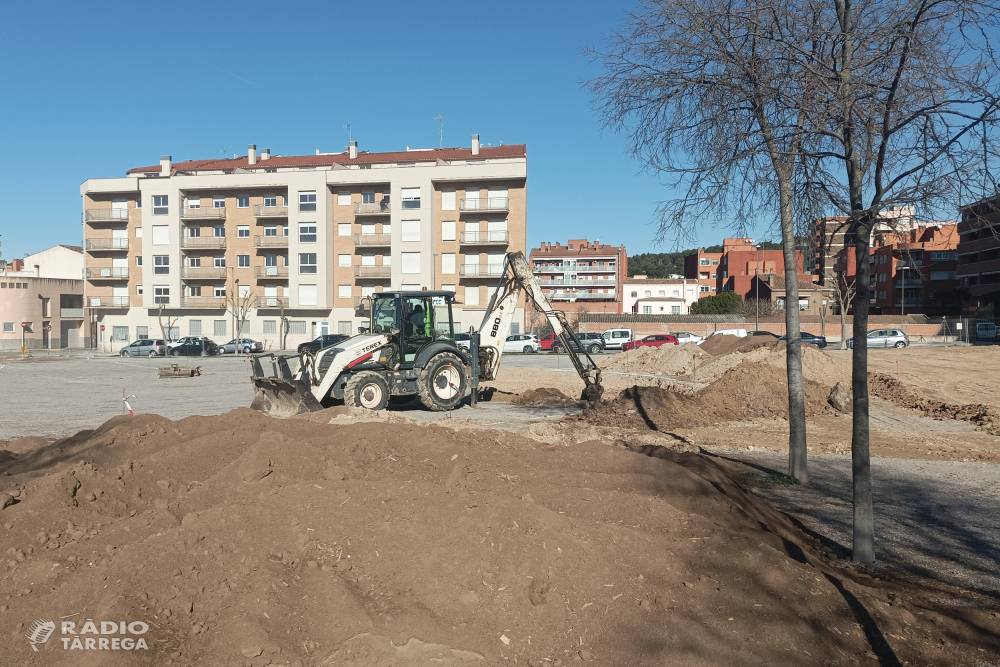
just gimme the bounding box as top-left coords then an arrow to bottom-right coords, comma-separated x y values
747,330 -> 779,338
779,332 -> 828,349
169,339 -> 220,356
297,334 -> 349,355
552,332 -> 607,354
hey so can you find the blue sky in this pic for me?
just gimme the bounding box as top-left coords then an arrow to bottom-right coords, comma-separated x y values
0,0 -> 755,262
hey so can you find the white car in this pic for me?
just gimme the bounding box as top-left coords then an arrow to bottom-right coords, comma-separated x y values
672,331 -> 704,344
503,334 -> 541,353
453,332 -> 472,351
602,328 -> 635,350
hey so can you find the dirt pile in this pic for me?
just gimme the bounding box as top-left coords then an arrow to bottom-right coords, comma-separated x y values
699,334 -> 756,357
600,342 -> 703,376
584,362 -> 833,431
1,408 -> 992,665
870,372 -> 1000,436
509,387 -> 580,407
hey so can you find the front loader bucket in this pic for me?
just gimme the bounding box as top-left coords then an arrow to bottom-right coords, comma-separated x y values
249,354 -> 324,418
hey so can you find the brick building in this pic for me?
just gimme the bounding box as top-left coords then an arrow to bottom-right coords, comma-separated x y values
957,193 -> 1000,310
683,249 -> 723,296
528,240 -> 626,313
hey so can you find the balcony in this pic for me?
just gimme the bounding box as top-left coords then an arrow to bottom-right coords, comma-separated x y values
85,238 -> 129,251
894,278 -> 923,288
354,234 -> 392,247
181,237 -> 227,249
88,297 -> 129,308
60,308 -> 85,319
254,235 -> 289,248
460,264 -> 504,278
532,264 -> 616,274
354,266 -> 391,278
180,297 -> 227,309
548,291 -> 617,300
253,205 -> 289,217
180,207 -> 227,220
255,296 -> 289,309
86,267 -> 129,280
539,278 -> 616,287
181,267 -> 228,280
354,201 -> 391,216
460,231 -> 509,246
895,298 -> 923,307
85,209 -> 129,223
460,197 -> 509,213
254,266 -> 289,278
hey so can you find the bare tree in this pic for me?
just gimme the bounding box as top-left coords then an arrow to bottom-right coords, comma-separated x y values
156,304 -> 178,343
798,0 -> 1000,562
827,267 -> 857,348
589,0 -> 826,482
227,285 -> 255,349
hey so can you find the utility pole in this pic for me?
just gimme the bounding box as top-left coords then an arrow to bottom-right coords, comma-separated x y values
754,243 -> 760,331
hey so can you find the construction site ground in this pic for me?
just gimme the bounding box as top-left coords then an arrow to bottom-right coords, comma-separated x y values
1,342 -> 999,665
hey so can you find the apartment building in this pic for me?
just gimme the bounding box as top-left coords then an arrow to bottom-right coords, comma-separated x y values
80,136 -> 527,351
812,206 -> 917,286
957,193 -> 1000,308
528,240 -> 627,313
622,276 -> 700,314
683,249 -> 723,295
0,245 -> 85,351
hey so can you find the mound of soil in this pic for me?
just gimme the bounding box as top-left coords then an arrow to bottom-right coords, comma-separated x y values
600,342 -> 703,376
585,361 -> 832,431
509,387 -> 580,407
699,334 -> 748,357
0,408 -> 992,664
869,372 -> 1000,436
697,339 -> 851,386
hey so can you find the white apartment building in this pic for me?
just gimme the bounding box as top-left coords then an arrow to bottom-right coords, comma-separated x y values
80,136 -> 526,351
622,276 -> 701,314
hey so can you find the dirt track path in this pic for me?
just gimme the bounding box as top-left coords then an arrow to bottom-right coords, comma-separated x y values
717,448 -> 1000,601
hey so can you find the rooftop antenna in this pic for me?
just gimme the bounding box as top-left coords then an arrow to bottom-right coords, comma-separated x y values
343,122 -> 352,143
221,148 -> 228,159
433,115 -> 443,148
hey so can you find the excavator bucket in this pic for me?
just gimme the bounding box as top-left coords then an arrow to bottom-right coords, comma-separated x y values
249,355 -> 324,418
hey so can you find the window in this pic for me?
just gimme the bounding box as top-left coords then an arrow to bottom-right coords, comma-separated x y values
338,254 -> 351,268
135,198 -> 142,209
337,192 -> 351,206
263,320 -> 277,335
401,187 -> 420,209
442,283 -> 456,294
338,321 -> 352,335
188,285 -> 201,297
299,253 -> 317,274
135,227 -> 142,237
672,306 -> 682,314
238,254 -> 250,268
214,256 -> 226,268
237,225 -> 250,238
299,223 -> 317,243
237,195 -> 249,208
335,223 -> 350,237
264,254 -> 277,268
190,320 -> 202,336
442,189 -> 456,211
401,220 -> 420,242
930,251 -> 955,262
264,225 -> 277,237
187,197 -> 201,209
187,256 -> 201,267
152,225 -> 169,245
401,252 -> 421,274
214,320 -> 227,337
700,285 -> 710,293
153,285 -> 169,305
672,290 -> 679,297
299,191 -> 317,211
362,191 -> 375,204
213,196 -> 225,209
112,326 -> 129,341
2,322 -> 13,333
187,226 -> 201,238
287,320 -> 306,334
153,255 -> 169,274
465,285 -> 480,306
442,253 -> 456,274
136,285 -> 143,295
283,226 -> 289,237
135,255 -> 143,266
214,226 -> 225,238
264,194 -> 276,207
382,254 -> 391,266
338,284 -> 351,298
630,291 -> 637,297
711,273 -> 717,279
644,290 -> 651,297
153,195 -> 168,215
442,220 -> 456,242
700,258 -> 710,266
214,285 -> 226,298
298,284 -> 317,306
930,271 -> 956,280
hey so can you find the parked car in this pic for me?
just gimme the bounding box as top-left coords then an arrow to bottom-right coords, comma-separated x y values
503,334 -> 541,353
169,339 -> 220,356
552,333 -> 606,354
974,320 -> 997,342
168,336 -> 213,349
220,338 -> 264,354
778,332 -> 828,349
602,328 -> 635,350
671,331 -> 704,344
297,334 -> 349,355
539,333 -> 558,351
119,339 -> 166,357
453,332 -> 472,351
623,334 -> 679,351
698,328 -> 748,344
747,330 -> 780,338
846,329 -> 908,349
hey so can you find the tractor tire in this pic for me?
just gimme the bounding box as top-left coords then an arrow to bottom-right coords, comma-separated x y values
344,371 -> 390,411
418,352 -> 467,411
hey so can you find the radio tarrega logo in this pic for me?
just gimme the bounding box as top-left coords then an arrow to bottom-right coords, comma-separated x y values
24,618 -> 150,652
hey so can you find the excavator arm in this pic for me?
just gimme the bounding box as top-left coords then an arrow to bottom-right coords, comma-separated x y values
476,252 -> 604,405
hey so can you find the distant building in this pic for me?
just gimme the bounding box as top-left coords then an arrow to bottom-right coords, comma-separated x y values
683,249 -> 723,295
749,274 -> 833,317
622,276 -> 700,314
957,193 -> 1000,311
528,239 -> 627,313
0,245 -> 85,350
812,206 -> 921,286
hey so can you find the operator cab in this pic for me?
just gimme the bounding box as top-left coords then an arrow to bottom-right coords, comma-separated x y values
367,291 -> 458,366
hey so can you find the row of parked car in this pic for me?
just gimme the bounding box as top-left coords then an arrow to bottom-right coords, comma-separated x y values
119,337 -> 268,357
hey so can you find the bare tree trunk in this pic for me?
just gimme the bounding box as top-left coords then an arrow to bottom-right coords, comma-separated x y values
779,178 -> 808,484
851,221 -> 875,563
840,308 -> 850,350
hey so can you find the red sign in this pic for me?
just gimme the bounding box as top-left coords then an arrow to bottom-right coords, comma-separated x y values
21,322 -> 26,329
100,325 -> 106,332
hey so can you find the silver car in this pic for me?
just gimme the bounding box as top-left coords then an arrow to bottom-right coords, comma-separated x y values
119,339 -> 166,357
846,329 -> 909,349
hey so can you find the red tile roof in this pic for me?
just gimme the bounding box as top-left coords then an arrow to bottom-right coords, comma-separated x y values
126,145 -> 527,175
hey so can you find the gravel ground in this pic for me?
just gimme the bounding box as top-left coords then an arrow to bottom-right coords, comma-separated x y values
716,447 -> 1000,601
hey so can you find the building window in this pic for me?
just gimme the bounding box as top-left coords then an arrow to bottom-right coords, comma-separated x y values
700,258 -> 710,266
136,285 -> 143,295
214,226 -> 225,238
299,191 -> 317,211
338,254 -> 351,268
401,252 -> 420,274
153,285 -> 169,305
214,320 -> 227,337
401,187 -> 420,209
465,285 -> 480,306
188,285 -> 201,297
153,255 -> 169,274
264,194 -> 276,207
442,253 -> 456,274
3,322 -> 14,333
214,285 -> 226,298
362,191 -> 375,205
401,220 -> 420,242
442,189 -> 456,211
213,196 -> 225,209
136,255 -> 142,266
299,223 -> 317,243
237,195 -> 249,208
237,225 -> 250,238
190,320 -> 202,336
338,284 -> 351,298
338,223 -> 351,237
263,320 -> 277,335
299,253 -> 317,274
298,284 -> 317,306
642,306 -> 652,314
442,220 -> 456,242
700,285 -> 710,293
264,225 -> 277,237
112,326 -> 129,342
153,195 -> 168,215
287,320 -> 305,334
135,227 -> 142,237
337,192 -> 351,206
214,256 -> 226,268
238,254 -> 250,267
711,273 -> 717,279
152,225 -> 169,245
187,256 -> 201,268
